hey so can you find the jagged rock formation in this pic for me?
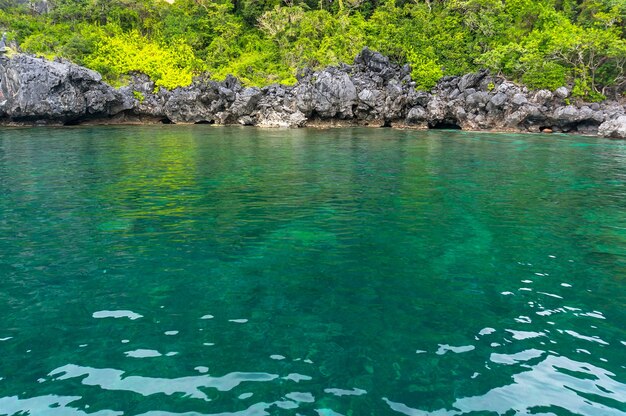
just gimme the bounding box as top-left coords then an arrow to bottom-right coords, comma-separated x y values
0,55 -> 133,123
422,71 -> 624,136
1,49 -> 625,138
598,115 -> 626,139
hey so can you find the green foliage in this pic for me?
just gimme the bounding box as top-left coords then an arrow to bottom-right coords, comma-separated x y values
480,7 -> 625,97
207,31 -> 298,86
406,50 -> 442,91
133,90 -> 145,103
0,0 -> 622,98
84,28 -> 204,89
522,61 -> 567,90
571,79 -> 606,101
259,7 -> 367,70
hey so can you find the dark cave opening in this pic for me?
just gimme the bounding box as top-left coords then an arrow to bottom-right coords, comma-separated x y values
63,119 -> 82,126
428,120 -> 462,130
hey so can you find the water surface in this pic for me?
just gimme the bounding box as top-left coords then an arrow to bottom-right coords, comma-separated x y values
0,126 -> 625,415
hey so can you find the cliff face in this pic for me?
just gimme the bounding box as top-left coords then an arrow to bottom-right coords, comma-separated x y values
0,54 -> 133,123
1,49 -> 625,138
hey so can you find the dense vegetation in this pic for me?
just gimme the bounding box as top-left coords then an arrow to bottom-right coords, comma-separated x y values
0,0 -> 625,100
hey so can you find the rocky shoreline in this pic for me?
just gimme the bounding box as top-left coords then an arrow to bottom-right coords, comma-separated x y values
1,48 -> 625,138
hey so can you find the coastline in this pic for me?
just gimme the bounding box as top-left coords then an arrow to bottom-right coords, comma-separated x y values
0,122 -> 612,141
1,48 -> 625,139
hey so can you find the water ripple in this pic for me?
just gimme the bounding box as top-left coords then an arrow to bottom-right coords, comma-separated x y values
0,395 -> 121,416
92,310 -> 143,320
48,365 -> 280,400
1,127 -> 625,414
385,354 -> 626,415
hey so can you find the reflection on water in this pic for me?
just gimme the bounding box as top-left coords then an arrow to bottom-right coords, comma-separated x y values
50,364 -> 279,399
0,126 -> 625,415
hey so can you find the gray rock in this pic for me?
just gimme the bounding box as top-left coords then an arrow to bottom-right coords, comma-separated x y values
238,115 -> 255,126
495,81 -> 516,95
490,92 -> 508,108
411,91 -> 430,107
578,106 -> 594,121
506,110 -> 528,127
554,87 -> 569,99
598,116 -> 626,139
354,47 -> 391,74
553,105 -> 580,124
591,111 -> 605,123
448,88 -> 461,100
0,33 -> 6,54
406,106 -> 427,123
1,48 -> 625,137
533,90 -> 553,104
230,88 -> 262,118
512,93 -> 528,106
458,71 -> 488,91
358,89 -> 378,107
294,69 -> 357,118
0,54 -> 132,123
466,92 -> 490,107
454,106 -> 467,120
427,98 -> 447,120
257,110 -> 306,128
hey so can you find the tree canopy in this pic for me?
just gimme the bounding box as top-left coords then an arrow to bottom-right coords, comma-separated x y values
0,0 -> 624,99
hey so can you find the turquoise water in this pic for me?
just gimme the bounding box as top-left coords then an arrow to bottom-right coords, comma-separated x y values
0,126 -> 625,416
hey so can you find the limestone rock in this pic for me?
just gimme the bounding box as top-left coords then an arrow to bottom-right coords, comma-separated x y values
554,87 -> 570,99
0,54 -> 132,123
599,116 -> 626,139
1,49 -> 625,138
406,106 -> 427,123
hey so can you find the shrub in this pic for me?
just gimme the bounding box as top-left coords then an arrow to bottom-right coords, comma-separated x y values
84,29 -> 205,90
521,61 -> 567,90
133,91 -> 145,103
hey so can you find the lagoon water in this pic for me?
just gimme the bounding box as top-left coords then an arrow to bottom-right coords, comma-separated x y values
0,126 -> 625,415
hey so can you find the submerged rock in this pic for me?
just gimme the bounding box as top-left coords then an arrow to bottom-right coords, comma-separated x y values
1,49 -> 625,138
